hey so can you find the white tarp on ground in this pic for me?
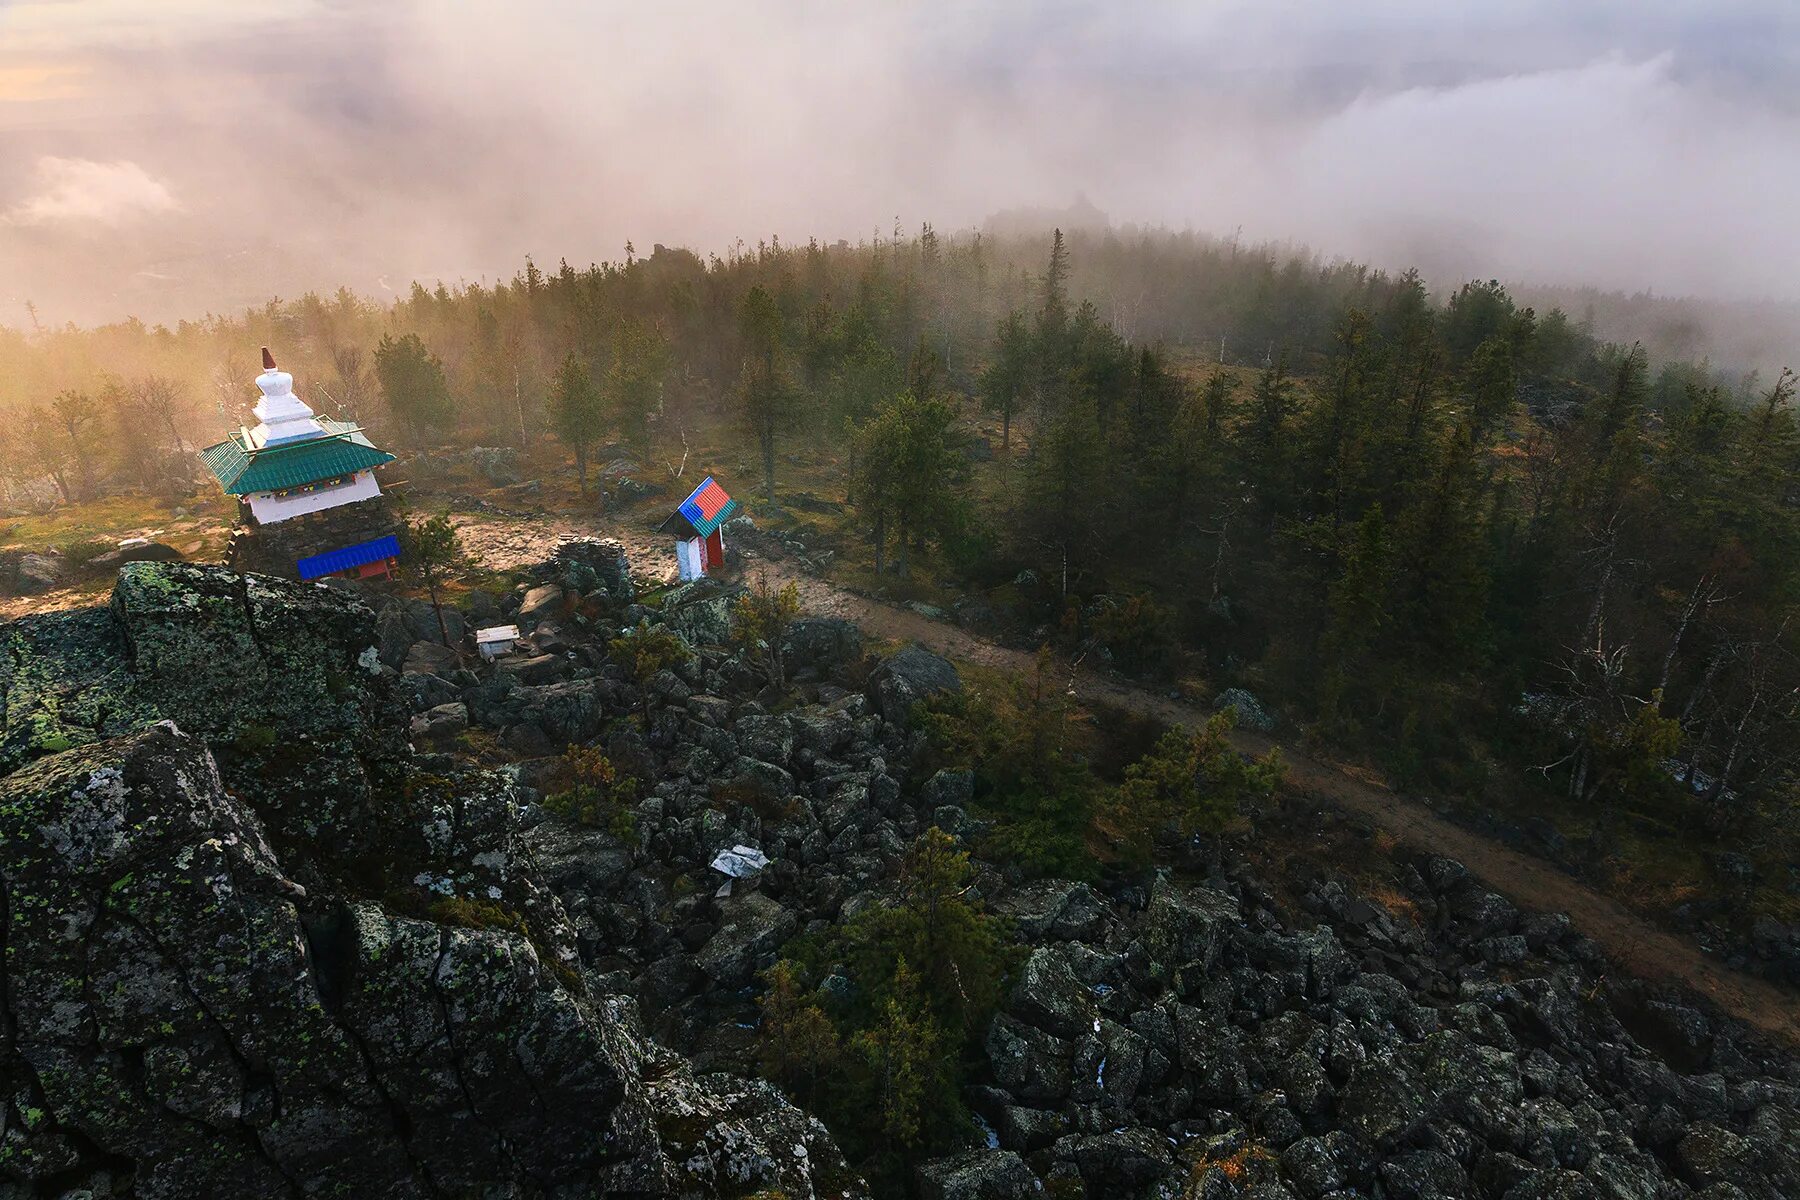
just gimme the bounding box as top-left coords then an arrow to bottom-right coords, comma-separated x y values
710,844 -> 770,878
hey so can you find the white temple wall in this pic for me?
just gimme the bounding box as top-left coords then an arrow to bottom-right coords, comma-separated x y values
246,470 -> 382,525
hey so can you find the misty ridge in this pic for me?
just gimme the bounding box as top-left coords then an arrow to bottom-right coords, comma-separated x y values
2,0 -> 1799,379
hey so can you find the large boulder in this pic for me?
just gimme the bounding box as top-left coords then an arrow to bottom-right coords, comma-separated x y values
1213,686 -> 1275,732
13,550 -> 64,594
1054,1129 -> 1175,1193
866,643 -> 962,724
784,616 -> 865,676
986,1014 -> 1074,1104
0,723 -> 648,1197
409,701 -> 469,742
644,1041 -> 870,1199
917,1149 -> 1041,1200
0,572 -> 872,1199
661,579 -> 741,648
1008,947 -> 1098,1039
1143,878 -> 1241,973
995,879 -> 1113,943
552,536 -> 635,605
517,582 -> 566,626
696,891 -> 798,987
88,539 -> 184,569
511,679 -> 605,745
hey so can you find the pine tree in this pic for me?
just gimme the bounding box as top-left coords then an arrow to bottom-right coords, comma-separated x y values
1241,356 -> 1296,510
373,332 -> 456,442
850,391 -> 966,575
737,286 -> 792,504
978,310 -> 1032,454
397,509 -> 465,648
548,353 -> 604,494
606,317 -> 671,447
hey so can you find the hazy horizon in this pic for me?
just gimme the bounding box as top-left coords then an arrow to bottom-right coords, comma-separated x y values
3,1 -> 1798,331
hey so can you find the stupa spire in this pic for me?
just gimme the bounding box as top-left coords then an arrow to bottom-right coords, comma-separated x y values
250,345 -> 325,447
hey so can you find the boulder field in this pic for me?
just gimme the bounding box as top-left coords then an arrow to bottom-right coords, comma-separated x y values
0,561 -> 862,1199
2,551 -> 1798,1199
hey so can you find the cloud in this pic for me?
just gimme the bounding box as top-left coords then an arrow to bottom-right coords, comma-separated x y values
5,156 -> 180,227
0,1 -> 1797,329
1265,54 -> 1800,298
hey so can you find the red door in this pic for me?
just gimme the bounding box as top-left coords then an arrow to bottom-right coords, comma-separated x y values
703,528 -> 724,569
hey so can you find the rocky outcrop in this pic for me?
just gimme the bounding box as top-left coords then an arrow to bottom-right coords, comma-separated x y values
0,565 -> 866,1199
0,722 -> 652,1196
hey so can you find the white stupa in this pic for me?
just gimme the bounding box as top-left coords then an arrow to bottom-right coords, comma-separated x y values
200,347 -> 401,580
249,347 -> 327,447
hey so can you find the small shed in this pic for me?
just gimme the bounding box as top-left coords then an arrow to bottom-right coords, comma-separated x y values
659,475 -> 738,581
474,624 -> 524,662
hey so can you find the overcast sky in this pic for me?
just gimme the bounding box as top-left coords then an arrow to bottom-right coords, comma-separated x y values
1,1 -> 1796,326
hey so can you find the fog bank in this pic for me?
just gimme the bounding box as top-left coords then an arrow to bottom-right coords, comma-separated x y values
2,1 -> 1797,331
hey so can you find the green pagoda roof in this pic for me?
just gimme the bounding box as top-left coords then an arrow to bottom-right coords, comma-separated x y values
200,420 -> 395,495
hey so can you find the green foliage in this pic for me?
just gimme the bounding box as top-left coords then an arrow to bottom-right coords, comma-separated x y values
542,744 -> 639,838
847,960 -> 962,1167
834,828 -> 1015,1031
397,508 -> 465,647
231,723 -> 279,755
764,828 -> 1012,1190
732,576 -> 801,690
608,619 -> 690,725
1089,594 -> 1176,676
373,332 -> 455,440
1583,694 -> 1683,814
849,390 -> 968,575
920,651 -> 1101,880
978,309 -> 1033,451
607,619 -> 689,683
606,317 -> 671,446
427,895 -> 530,940
738,285 -> 795,503
1108,711 -> 1284,863
756,960 -> 841,1107
549,352 -> 605,492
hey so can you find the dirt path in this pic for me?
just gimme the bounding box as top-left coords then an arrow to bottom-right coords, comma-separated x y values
462,510 -> 1800,1047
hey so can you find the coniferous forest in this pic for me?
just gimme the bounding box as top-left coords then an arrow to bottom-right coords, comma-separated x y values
6,227 -> 1794,853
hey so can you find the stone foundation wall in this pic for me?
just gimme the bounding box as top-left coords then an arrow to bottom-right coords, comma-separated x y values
228,494 -> 400,578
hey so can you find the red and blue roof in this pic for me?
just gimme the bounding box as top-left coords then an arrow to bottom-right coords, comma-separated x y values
665,476 -> 739,538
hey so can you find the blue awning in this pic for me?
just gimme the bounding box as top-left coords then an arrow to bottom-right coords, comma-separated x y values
296,534 -> 401,580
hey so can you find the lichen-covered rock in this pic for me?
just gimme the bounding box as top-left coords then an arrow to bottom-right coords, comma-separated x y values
695,891 -> 797,987
783,616 -> 864,677
1212,686 -> 1275,731
645,1046 -> 869,1199
517,582 -> 566,626
1143,877 -> 1241,972
111,561 -> 408,857
551,536 -> 636,605
866,644 -> 961,725
1008,947 -> 1097,1039
916,1148 -> 1042,1199
0,722 -> 676,1197
0,569 -> 871,1199
660,580 -> 741,649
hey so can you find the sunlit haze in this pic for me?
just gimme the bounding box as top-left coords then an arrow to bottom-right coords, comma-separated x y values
2,1 -> 1798,327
